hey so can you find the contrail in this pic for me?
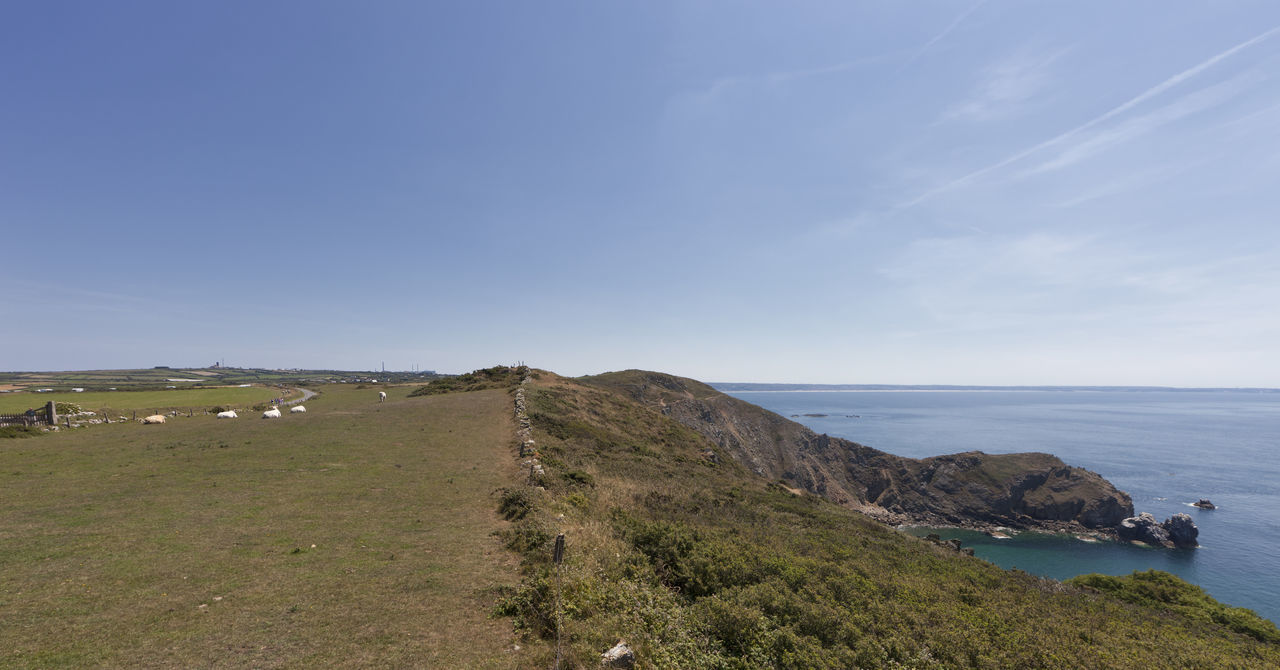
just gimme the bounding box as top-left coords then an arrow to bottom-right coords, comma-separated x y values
898,0 -> 988,73
898,23 -> 1280,209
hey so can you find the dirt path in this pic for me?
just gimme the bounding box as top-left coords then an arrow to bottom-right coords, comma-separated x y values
280,387 -> 317,405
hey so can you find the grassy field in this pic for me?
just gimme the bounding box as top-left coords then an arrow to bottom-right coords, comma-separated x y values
0,387 -> 287,414
0,367 -> 439,393
1,384 -> 524,668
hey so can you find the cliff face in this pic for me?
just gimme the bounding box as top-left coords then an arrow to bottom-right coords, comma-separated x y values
580,370 -> 1134,532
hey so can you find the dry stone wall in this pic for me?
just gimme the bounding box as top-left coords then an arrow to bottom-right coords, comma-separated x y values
513,370 -> 544,480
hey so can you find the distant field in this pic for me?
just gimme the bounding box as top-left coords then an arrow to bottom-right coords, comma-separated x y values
0,387 -> 284,414
0,384 -> 522,667
0,367 -> 440,392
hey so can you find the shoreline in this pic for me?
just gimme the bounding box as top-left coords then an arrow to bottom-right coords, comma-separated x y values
850,502 -> 1119,543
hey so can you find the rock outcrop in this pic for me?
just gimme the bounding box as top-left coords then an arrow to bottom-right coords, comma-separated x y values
1118,512 -> 1199,548
579,370 -> 1135,534
1164,513 -> 1199,547
1193,498 -> 1216,510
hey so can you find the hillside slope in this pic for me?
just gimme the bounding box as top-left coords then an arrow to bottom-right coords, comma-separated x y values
579,370 -> 1132,532
491,368 -> 1278,667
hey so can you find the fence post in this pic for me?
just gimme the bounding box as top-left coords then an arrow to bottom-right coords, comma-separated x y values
46,401 -> 57,426
553,533 -> 565,669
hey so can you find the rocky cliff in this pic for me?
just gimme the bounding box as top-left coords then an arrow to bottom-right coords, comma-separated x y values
580,370 -> 1134,533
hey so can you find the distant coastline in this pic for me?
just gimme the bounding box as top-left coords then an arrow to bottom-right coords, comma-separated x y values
712,383 -> 1280,393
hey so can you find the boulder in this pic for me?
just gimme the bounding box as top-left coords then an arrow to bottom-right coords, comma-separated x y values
601,641 -> 635,668
1193,498 -> 1216,510
1118,513 -> 1171,547
1164,513 -> 1199,548
1117,512 -> 1198,548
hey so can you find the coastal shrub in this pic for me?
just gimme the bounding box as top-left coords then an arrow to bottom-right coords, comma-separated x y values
497,487 -> 535,520
564,492 -> 590,509
1068,570 -> 1280,644
494,569 -> 555,637
499,518 -> 552,554
408,365 -> 526,397
53,402 -> 84,415
561,470 -> 594,487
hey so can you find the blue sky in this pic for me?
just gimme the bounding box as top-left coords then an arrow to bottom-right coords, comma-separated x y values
4,2 -> 1280,386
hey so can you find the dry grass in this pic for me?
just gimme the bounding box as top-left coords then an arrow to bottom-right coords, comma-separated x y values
0,385 -> 525,668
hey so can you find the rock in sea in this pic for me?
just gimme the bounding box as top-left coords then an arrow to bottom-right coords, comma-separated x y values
1117,512 -> 1198,548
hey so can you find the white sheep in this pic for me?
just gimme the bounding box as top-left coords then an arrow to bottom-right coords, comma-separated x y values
262,407 -> 282,419
216,410 -> 238,419
290,405 -> 306,413
379,391 -> 387,402
142,414 -> 166,424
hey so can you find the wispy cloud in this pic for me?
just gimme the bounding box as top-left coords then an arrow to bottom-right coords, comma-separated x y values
897,23 -> 1280,209
879,228 -> 1280,351
1048,163 -> 1191,208
897,0 -> 988,73
1021,71 -> 1261,176
943,47 -> 1067,122
675,52 -> 899,113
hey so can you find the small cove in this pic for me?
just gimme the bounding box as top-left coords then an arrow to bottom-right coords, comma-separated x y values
726,389 -> 1280,623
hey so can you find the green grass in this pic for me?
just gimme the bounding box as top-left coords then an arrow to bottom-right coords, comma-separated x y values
0,387 -> 284,414
0,384 -> 524,668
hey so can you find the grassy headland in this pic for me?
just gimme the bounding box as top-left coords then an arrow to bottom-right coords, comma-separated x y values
4,364 -> 1277,668
495,369 -> 1278,668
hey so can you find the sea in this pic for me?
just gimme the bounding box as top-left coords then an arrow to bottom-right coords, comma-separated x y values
722,388 -> 1280,623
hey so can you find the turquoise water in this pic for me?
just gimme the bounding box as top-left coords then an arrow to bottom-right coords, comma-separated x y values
725,389 -> 1280,623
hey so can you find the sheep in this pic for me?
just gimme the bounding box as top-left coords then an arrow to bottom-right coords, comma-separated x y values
216,410 -> 238,419
262,407 -> 282,419
379,391 -> 387,402
142,414 -> 166,424
290,405 -> 306,414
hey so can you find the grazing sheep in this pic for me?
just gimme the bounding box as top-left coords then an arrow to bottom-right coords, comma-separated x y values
262,407 -> 282,419
142,414 -> 166,424
216,410 -> 238,419
290,405 -> 306,414
379,391 -> 387,402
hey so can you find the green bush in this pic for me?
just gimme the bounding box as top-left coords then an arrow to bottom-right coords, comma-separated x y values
498,487 -> 536,520
1068,570 -> 1280,644
409,365 -> 527,397
54,402 -> 84,415
562,470 -> 595,487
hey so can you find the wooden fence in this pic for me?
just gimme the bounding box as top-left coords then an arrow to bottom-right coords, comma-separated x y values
0,401 -> 56,427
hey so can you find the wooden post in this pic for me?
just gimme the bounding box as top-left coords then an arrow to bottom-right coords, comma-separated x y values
553,533 -> 565,669
46,401 -> 57,426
